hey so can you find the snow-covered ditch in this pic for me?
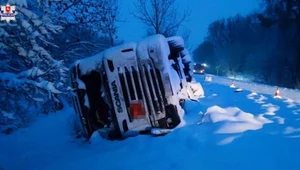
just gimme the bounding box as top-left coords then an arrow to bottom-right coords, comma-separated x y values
1,74 -> 300,170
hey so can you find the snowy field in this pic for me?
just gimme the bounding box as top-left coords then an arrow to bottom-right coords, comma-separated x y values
1,75 -> 300,170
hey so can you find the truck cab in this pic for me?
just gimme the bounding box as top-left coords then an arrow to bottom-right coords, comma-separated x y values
69,34 -> 200,139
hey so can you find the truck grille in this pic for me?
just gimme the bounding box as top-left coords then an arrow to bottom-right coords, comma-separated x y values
117,60 -> 166,124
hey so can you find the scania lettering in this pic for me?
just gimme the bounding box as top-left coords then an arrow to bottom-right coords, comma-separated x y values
111,80 -> 123,113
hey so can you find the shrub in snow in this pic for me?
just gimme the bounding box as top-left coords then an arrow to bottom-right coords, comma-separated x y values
0,63 -> 72,133
0,89 -> 37,134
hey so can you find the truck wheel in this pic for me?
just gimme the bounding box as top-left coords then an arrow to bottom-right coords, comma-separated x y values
167,36 -> 185,52
167,36 -> 185,60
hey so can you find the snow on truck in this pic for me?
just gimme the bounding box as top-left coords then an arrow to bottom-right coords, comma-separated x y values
68,34 -> 204,140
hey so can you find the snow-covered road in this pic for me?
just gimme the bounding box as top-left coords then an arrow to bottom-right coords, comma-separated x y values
1,75 -> 300,170
201,74 -> 300,102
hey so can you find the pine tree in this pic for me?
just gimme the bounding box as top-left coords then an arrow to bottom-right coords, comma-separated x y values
0,0 -> 68,131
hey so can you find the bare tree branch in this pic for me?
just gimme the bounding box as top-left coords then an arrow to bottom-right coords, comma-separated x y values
132,0 -> 190,36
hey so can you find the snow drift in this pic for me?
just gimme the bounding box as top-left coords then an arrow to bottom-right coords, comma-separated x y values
202,105 -> 273,134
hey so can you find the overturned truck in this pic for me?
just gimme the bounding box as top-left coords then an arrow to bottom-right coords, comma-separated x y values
69,34 -> 204,140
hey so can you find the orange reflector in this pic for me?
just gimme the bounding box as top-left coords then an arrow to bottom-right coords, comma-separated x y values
130,101 -> 145,119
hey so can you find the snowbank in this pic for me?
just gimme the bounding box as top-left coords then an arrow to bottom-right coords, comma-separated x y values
203,105 -> 273,134
2,72 -> 300,170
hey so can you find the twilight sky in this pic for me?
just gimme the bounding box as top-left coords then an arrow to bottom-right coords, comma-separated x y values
117,0 -> 260,50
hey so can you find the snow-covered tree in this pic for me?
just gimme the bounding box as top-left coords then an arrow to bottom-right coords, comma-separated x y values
51,0 -> 120,46
0,0 -> 122,133
194,2 -> 300,88
260,0 -> 300,88
0,0 -> 69,132
49,0 -> 121,65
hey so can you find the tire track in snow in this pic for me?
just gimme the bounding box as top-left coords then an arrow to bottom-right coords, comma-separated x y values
246,91 -> 300,138
195,74 -> 300,102
196,75 -> 300,145
246,92 -> 281,118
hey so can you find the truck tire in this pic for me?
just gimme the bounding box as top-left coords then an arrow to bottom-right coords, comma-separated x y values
167,36 -> 185,60
167,36 -> 185,52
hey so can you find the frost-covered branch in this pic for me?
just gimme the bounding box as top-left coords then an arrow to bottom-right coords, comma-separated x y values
0,65 -> 69,102
0,0 -> 68,102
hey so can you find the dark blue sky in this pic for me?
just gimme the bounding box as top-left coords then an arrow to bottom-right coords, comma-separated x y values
118,0 -> 260,49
